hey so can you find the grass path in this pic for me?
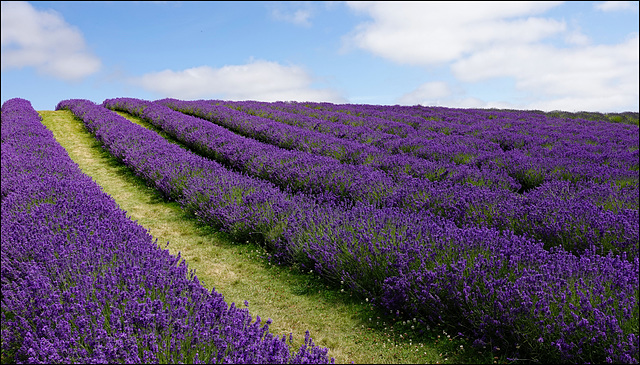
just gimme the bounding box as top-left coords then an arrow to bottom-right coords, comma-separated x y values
38,109 -> 480,364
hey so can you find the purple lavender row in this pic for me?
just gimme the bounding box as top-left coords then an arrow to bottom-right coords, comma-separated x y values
211,99 -> 637,214
147,98 -> 637,259
61,99 -> 440,296
297,102 -> 638,174
297,101 -> 637,173
222,100 -> 421,139
57,99 -> 638,362
284,192 -> 638,363
471,112 -> 638,189
156,98 -> 382,165
56,99 -> 320,243
214,100 -> 522,189
260,101 -> 518,169
288,101 -> 465,134
227,100 -> 503,164
1,100 -> 80,200
103,97 -> 517,217
278,101 -> 639,190
102,97 -> 401,206
375,104 -> 638,174
163,98 -> 637,196
304,101 -> 637,146
156,98 -> 521,191
1,98 -> 332,364
293,204 -> 639,363
102,98 -> 635,259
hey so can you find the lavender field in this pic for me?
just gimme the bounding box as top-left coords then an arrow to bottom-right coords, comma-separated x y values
2,97 -> 638,364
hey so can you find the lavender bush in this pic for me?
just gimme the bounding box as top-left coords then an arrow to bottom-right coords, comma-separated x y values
105,97 -> 638,260
54,98 -> 639,363
155,98 -> 521,191
1,98 -> 333,364
294,101 -> 638,188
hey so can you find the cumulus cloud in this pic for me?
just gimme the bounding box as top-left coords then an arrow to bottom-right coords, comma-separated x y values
133,60 -> 345,102
0,1 -> 101,80
345,1 -> 639,112
345,1 -> 565,65
452,35 -> 639,111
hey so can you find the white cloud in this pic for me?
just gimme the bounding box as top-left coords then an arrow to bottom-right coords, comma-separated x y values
345,1 -> 639,112
345,1 -> 565,65
451,34 -> 639,111
563,19 -> 591,46
595,1 -> 638,12
398,81 -> 451,105
133,60 -> 345,102
271,8 -> 313,27
0,1 -> 101,80
269,2 -> 315,27
563,29 -> 591,46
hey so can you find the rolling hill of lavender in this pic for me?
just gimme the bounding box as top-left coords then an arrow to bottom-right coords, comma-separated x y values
2,96 -> 638,364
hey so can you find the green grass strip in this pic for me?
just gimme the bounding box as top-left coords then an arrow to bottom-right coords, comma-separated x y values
38,109 -> 501,364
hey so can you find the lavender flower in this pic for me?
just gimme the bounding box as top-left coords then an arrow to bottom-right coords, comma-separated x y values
2,98 -> 333,364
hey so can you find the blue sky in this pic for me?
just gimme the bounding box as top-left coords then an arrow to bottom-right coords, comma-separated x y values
1,1 -> 638,112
